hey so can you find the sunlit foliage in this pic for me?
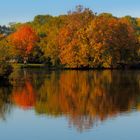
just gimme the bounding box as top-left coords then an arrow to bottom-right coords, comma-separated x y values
9,25 -> 38,60
1,6 -> 140,68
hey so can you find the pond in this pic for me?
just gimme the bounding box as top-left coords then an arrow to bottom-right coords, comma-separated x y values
0,69 -> 140,140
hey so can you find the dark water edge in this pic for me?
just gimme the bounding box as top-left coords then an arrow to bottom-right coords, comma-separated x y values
19,62 -> 140,70
0,77 -> 11,86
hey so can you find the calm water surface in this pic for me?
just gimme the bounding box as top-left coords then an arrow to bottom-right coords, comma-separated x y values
0,69 -> 140,140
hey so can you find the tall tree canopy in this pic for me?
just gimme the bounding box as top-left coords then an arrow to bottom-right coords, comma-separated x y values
9,25 -> 38,59
0,6 -> 140,68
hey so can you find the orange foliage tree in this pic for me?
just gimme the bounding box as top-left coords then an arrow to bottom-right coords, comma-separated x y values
84,15 -> 139,68
9,25 -> 38,62
57,8 -> 95,68
58,14 -> 139,68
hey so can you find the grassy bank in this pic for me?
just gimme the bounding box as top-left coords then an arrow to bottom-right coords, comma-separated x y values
12,64 -> 46,69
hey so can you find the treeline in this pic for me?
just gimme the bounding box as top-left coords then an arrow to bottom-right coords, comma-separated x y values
1,5 -> 140,69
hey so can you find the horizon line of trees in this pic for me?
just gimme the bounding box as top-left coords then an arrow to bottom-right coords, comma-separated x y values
1,5 -> 140,69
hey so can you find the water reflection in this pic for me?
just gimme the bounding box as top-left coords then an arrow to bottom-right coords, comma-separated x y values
1,69 -> 140,131
0,84 -> 12,120
12,81 -> 36,109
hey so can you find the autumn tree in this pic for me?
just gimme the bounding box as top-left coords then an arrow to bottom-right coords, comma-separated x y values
1,6 -> 139,68
58,7 -> 95,68
9,25 -> 38,63
0,37 -> 13,79
58,12 -> 139,68
85,15 -> 139,68
0,26 -> 12,61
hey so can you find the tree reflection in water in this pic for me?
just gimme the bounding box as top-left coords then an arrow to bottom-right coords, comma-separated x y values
1,69 -> 140,131
12,81 -> 36,109
0,83 -> 12,120
34,70 -> 140,131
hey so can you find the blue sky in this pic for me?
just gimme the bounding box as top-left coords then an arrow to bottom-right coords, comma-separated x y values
0,0 -> 140,25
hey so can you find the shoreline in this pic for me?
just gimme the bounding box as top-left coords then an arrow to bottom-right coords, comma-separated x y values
12,63 -> 140,70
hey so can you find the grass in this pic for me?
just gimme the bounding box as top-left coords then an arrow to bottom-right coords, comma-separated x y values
12,63 -> 46,69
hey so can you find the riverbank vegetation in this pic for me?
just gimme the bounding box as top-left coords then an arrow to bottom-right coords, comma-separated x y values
0,39 -> 13,80
1,5 -> 140,70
